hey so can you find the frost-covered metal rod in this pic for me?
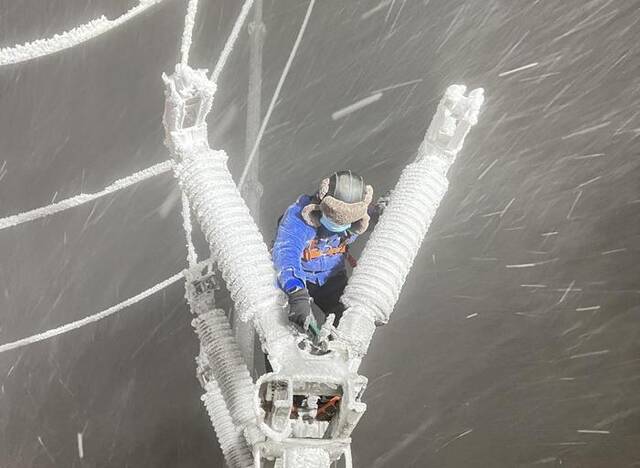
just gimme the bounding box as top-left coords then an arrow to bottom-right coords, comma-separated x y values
337,85 -> 484,363
162,65 -> 293,369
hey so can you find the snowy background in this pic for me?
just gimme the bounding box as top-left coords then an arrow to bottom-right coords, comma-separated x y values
1,0 -> 639,466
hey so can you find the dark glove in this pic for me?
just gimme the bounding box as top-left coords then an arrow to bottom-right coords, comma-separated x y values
287,288 -> 314,332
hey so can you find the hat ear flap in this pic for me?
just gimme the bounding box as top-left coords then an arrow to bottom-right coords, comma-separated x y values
363,185 -> 373,204
351,211 -> 370,234
318,178 -> 331,200
301,203 -> 322,227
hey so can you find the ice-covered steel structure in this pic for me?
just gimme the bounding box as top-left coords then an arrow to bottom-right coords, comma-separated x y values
162,63 -> 484,467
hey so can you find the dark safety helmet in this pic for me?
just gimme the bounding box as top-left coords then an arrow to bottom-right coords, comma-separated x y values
317,170 -> 373,225
319,170 -> 366,204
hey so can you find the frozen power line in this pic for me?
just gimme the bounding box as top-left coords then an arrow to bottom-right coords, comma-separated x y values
210,0 -> 256,84
238,0 -> 316,190
180,0 -> 201,65
0,160 -> 173,232
0,271 -> 185,354
0,0 -> 166,67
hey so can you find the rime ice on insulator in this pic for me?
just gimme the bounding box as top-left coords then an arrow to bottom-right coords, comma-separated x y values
162,64 -> 292,368
188,260 -> 257,466
193,309 -> 264,447
200,376 -> 254,468
337,85 -> 484,363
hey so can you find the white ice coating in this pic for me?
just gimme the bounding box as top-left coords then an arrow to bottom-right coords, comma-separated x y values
0,160 -> 172,232
237,0 -> 316,190
281,447 -> 331,468
0,1 -> 165,67
162,65 -> 292,367
201,379 -> 254,468
180,0 -> 200,66
175,149 -> 292,360
193,310 -> 264,447
210,0 -> 256,84
179,191 -> 198,267
0,271 -> 185,354
338,85 -> 484,358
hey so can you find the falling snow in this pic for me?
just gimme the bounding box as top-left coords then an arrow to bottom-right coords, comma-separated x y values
1,0 -> 639,467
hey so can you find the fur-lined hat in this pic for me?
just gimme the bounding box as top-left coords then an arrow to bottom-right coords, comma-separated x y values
301,171 -> 373,234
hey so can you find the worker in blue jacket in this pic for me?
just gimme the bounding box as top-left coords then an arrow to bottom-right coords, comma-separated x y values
272,170 -> 376,336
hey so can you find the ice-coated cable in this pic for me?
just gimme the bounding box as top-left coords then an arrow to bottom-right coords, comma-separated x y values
193,309 -> 264,446
0,160 -> 173,232
201,378 -> 254,468
238,0 -> 315,190
180,0 -> 200,65
210,0 -> 256,84
0,271 -> 185,354
0,0 -> 166,66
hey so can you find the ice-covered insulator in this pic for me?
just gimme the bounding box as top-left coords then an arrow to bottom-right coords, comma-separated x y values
162,65 -> 293,368
338,86 -> 484,361
201,379 -> 254,468
193,309 -> 264,446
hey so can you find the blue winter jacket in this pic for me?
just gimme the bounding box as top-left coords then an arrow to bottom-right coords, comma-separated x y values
272,195 -> 358,293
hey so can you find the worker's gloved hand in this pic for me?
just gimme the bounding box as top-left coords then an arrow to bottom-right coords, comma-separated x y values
287,288 -> 315,332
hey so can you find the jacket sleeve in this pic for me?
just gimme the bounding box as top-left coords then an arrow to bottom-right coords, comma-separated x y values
272,199 -> 315,293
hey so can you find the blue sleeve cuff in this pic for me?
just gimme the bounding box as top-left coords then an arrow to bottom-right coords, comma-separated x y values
283,278 -> 305,294
278,268 -> 305,293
